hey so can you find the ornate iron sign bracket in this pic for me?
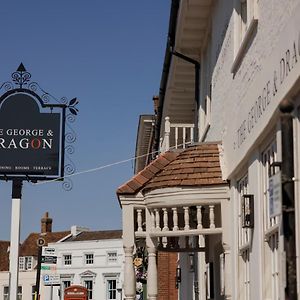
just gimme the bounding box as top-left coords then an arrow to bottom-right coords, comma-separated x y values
0,63 -> 78,190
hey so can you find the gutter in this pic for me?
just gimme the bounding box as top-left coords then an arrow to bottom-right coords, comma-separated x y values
154,0 -> 180,152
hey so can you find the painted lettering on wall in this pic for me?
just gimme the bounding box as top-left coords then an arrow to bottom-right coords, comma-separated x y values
235,31 -> 300,149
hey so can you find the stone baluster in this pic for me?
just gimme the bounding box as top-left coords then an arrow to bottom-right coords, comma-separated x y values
197,205 -> 203,229
159,137 -> 163,153
172,207 -> 179,231
184,207 -> 190,230
155,209 -> 160,231
190,126 -> 194,144
162,208 -> 168,248
137,209 -> 143,232
197,206 -> 205,248
151,210 -> 156,232
209,205 -> 216,229
162,208 -> 168,231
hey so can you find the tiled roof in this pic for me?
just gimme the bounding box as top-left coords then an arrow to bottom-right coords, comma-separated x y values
117,143 -> 226,196
20,231 -> 70,257
63,230 -> 122,242
117,151 -> 180,195
0,241 -> 10,271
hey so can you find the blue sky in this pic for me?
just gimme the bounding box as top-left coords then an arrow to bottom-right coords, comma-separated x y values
0,1 -> 170,240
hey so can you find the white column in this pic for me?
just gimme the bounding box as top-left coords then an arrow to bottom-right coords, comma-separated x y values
124,246 -> 136,300
147,247 -> 158,300
122,204 -> 136,300
146,209 -> 158,300
9,180 -> 22,300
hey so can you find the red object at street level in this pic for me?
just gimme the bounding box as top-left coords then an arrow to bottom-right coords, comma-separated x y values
64,285 -> 88,300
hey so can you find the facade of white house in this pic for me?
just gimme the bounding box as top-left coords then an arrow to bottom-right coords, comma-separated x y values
0,224 -> 124,300
118,0 -> 300,299
46,226 -> 124,300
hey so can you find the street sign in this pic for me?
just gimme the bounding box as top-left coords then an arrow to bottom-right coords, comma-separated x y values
41,256 -> 57,264
42,247 -> 56,257
269,171 -> 282,218
43,274 -> 60,286
37,237 -> 46,247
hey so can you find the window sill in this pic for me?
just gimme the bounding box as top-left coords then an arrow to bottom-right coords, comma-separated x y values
231,18 -> 258,74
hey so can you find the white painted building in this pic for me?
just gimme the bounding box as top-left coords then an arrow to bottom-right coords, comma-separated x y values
0,214 -> 124,300
117,0 -> 300,299
45,226 -> 124,300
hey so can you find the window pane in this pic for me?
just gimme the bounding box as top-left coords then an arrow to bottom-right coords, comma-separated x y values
63,255 -> 72,265
107,252 -> 117,264
85,254 -> 94,264
107,280 -> 117,300
4,286 -> 9,300
84,280 -> 93,300
32,286 -> 36,300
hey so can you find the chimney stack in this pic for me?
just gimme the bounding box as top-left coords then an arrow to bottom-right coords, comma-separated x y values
41,212 -> 52,233
153,96 -> 159,115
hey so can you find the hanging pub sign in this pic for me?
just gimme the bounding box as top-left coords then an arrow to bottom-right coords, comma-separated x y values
0,63 -> 78,182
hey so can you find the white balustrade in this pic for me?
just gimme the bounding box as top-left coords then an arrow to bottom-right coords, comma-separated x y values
137,209 -> 143,232
184,207 -> 190,230
209,205 -> 216,229
155,209 -> 160,232
172,207 -> 179,231
135,204 -> 221,248
160,117 -> 195,152
197,206 -> 203,229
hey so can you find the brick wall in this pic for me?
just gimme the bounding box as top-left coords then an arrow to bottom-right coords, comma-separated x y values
157,252 -> 178,300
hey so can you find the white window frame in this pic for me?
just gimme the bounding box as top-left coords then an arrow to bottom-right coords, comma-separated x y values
19,256 -> 33,271
17,286 -> 22,300
85,253 -> 94,265
106,278 -> 117,300
4,286 -> 9,300
107,251 -> 117,264
19,257 -> 25,271
261,138 -> 281,300
60,274 -> 74,298
232,0 -> 258,73
237,173 -> 251,300
63,254 -> 72,266
84,279 -> 93,300
31,286 -> 36,300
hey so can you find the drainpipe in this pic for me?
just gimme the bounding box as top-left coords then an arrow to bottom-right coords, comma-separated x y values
279,98 -> 297,299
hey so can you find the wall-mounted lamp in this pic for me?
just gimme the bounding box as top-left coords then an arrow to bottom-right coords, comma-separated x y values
242,194 -> 254,228
175,267 -> 181,289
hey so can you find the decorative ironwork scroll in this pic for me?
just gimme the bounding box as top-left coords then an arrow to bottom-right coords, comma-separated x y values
0,63 -> 78,191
